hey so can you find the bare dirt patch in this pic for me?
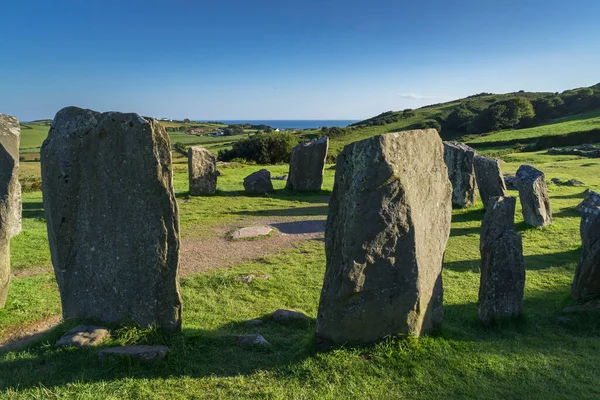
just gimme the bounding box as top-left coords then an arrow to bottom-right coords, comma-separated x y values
0,315 -> 62,353
180,219 -> 325,275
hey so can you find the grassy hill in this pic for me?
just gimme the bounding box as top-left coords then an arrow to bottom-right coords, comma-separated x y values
465,109 -> 600,147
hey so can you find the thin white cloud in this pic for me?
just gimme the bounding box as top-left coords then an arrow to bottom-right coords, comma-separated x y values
397,93 -> 453,100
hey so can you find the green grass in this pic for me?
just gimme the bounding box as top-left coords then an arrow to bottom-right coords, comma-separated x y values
467,109 -> 600,145
2,147 -> 600,398
18,123 -> 51,154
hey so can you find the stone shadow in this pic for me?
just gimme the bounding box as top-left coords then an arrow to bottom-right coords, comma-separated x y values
444,248 -> 580,273
22,201 -> 45,219
451,207 -> 484,224
551,191 -> 587,200
234,206 -> 328,218
271,220 -> 325,235
0,315 -> 319,391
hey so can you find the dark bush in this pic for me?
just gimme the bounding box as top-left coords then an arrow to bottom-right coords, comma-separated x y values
218,133 -> 297,164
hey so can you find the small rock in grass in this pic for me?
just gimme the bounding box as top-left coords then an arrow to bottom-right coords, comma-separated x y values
258,274 -> 271,280
55,325 -> 110,347
271,309 -> 309,323
272,174 -> 288,181
550,178 -> 563,185
235,274 -> 255,284
236,334 -> 270,347
98,345 -> 169,362
567,179 -> 585,186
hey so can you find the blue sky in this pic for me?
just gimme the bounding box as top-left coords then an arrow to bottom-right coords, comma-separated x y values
1,0 -> 599,121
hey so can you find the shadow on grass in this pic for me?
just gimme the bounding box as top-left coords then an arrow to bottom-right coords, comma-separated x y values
22,201 -> 45,219
444,248 -> 580,273
450,226 -> 480,237
0,316 -> 319,391
179,188 -> 331,203
451,207 -> 484,224
234,206 -> 328,218
4,284 -> 600,392
553,208 -> 580,218
551,191 -> 587,200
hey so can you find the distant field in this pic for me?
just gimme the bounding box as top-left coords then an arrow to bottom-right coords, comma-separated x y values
466,110 -> 600,145
19,123 -> 51,153
18,121 -> 249,155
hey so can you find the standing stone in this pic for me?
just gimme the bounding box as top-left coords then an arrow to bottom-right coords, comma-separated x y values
515,165 -> 552,227
443,141 -> 477,207
572,206 -> 600,300
0,114 -> 21,308
316,129 -> 452,344
0,114 -> 21,238
41,107 -> 182,330
243,169 -> 274,194
473,155 -> 507,209
188,146 -> 217,195
286,137 -> 328,191
577,189 -> 600,215
478,196 -> 525,324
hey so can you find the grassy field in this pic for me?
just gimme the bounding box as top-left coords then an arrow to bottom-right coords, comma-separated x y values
466,109 -> 600,145
2,139 -> 600,397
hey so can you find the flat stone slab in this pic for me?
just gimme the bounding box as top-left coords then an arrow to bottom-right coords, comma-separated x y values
55,325 -> 110,347
235,334 -> 270,347
230,226 -> 273,240
98,345 -> 169,362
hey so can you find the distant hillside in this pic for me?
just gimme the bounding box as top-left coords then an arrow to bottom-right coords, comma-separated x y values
350,83 -> 600,141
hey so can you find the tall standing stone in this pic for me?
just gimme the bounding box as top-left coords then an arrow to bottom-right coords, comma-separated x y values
443,141 -> 477,207
316,129 -> 452,344
572,206 -> 600,300
188,146 -> 217,195
515,165 -> 552,227
473,155 -> 507,209
0,114 -> 21,308
478,196 -> 525,324
286,137 -> 328,191
41,107 -> 182,330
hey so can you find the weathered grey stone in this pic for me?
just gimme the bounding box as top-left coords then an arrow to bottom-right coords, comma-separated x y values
577,189 -> 600,215
0,114 -> 21,308
503,173 -> 517,190
473,155 -> 507,209
272,174 -> 288,181
478,196 -> 525,324
286,137 -> 328,191
229,226 -> 273,240
55,325 -> 109,347
572,207 -> 600,300
41,107 -> 182,330
243,169 -> 274,194
98,345 -> 169,362
515,165 -> 552,227
316,129 -> 452,344
271,309 -> 309,323
236,334 -> 270,347
443,141 -> 477,207
188,146 -> 217,195
245,318 -> 264,326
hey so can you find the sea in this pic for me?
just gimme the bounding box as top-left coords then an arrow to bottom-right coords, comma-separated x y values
196,120 -> 359,129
